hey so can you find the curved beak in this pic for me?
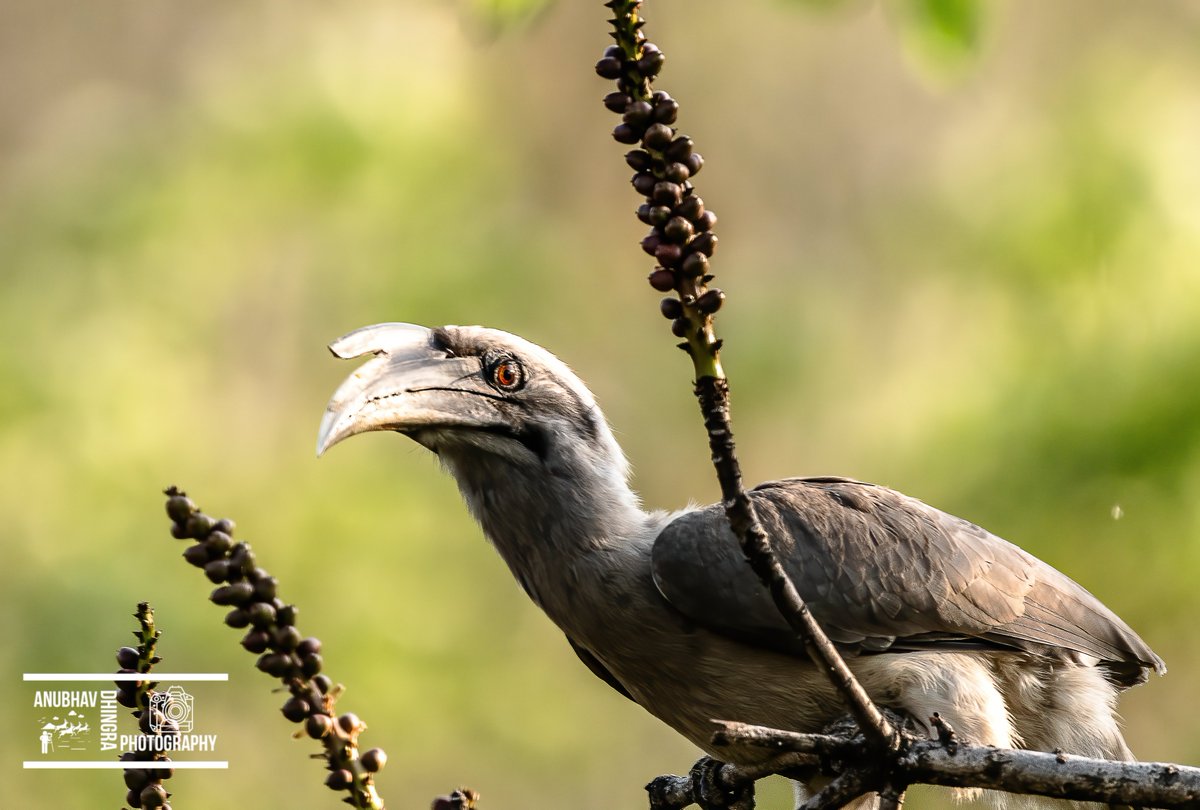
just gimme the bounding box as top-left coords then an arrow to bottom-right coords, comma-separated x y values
316,323 -> 491,456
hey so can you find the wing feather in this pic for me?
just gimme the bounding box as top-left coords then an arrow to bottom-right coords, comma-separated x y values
650,477 -> 1164,687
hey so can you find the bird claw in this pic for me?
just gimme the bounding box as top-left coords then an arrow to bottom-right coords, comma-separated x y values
689,757 -> 755,810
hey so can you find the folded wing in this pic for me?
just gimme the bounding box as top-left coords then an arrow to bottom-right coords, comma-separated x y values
651,477 -> 1164,687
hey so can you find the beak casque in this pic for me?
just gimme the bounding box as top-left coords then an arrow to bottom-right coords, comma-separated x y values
317,322 -> 498,456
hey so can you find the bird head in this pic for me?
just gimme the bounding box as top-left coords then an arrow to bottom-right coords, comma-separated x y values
317,323 -> 629,480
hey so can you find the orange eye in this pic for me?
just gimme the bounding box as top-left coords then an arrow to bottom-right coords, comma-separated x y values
491,359 -> 521,390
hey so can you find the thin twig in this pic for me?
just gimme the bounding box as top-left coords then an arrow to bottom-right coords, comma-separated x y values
710,720 -> 858,758
797,770 -> 873,810
695,378 -> 897,751
599,0 -> 897,755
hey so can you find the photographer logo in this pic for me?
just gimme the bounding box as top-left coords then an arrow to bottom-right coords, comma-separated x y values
23,673 -> 227,769
149,685 -> 195,734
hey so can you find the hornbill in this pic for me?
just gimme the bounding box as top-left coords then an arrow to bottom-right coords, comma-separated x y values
317,322 -> 1164,809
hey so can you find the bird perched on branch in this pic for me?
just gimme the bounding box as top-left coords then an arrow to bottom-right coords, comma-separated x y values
317,322 -> 1164,809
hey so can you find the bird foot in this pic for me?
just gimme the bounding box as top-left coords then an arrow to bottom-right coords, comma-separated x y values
689,757 -> 755,810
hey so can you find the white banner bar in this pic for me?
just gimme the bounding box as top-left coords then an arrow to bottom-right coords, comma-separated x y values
23,761 -> 228,769
24,673 -> 228,682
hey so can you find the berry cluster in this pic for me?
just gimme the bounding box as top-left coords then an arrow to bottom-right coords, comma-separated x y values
596,0 -> 723,343
115,603 -> 175,810
432,788 -> 480,810
164,487 -> 386,810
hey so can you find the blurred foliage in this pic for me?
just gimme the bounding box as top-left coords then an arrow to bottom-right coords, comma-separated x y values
3,1 -> 1199,809
892,0 -> 983,76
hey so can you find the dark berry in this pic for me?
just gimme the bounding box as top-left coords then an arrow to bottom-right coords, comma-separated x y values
632,172 -> 656,196
182,544 -> 209,568
684,152 -> 704,176
653,98 -> 679,124
655,243 -> 682,266
296,637 -> 323,658
247,601 -> 276,629
663,217 -> 694,243
273,625 -> 301,652
622,100 -> 652,124
186,513 -> 214,538
636,203 -> 653,224
625,149 -> 652,172
212,518 -> 235,535
652,182 -> 682,206
228,544 -> 255,576
338,713 -> 363,734
204,559 -> 230,584
361,748 -> 388,773
224,608 -> 250,629
301,653 -> 324,677
697,288 -> 726,314
612,123 -> 641,145
281,695 -> 310,723
140,784 -> 168,808
678,195 -> 704,221
603,91 -> 630,113
681,252 -> 709,278
696,210 -> 717,232
117,647 -> 140,670
660,298 -> 683,320
123,769 -> 149,791
313,674 -> 333,694
276,604 -> 298,626
205,531 -> 233,555
165,496 -> 193,525
241,630 -> 271,654
595,56 -> 622,80
306,713 -> 333,739
648,268 -> 676,292
637,50 -> 665,77
664,162 -> 690,183
691,232 -> 717,256
253,575 -> 278,601
210,581 -> 253,606
671,317 -> 689,338
256,653 -> 292,677
642,123 -> 673,151
641,232 -> 662,256
666,136 -> 693,162
648,205 -> 672,226
326,769 -> 353,791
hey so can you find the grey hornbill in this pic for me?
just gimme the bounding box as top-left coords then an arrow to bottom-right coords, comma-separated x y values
317,322 -> 1164,808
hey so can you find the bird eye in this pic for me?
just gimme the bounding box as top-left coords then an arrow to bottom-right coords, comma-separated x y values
489,358 -> 524,391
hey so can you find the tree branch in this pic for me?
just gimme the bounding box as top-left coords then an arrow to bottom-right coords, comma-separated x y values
715,719 -> 1200,808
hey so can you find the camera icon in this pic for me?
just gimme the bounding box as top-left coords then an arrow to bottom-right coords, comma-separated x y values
149,685 -> 195,734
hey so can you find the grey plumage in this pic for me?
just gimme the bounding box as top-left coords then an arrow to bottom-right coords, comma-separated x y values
318,322 -> 1164,809
654,478 -> 1162,686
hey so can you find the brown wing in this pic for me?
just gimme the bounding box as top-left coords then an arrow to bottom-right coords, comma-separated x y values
651,477 -> 1164,687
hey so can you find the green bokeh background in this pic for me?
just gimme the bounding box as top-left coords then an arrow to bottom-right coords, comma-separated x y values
4,1 -> 1198,807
